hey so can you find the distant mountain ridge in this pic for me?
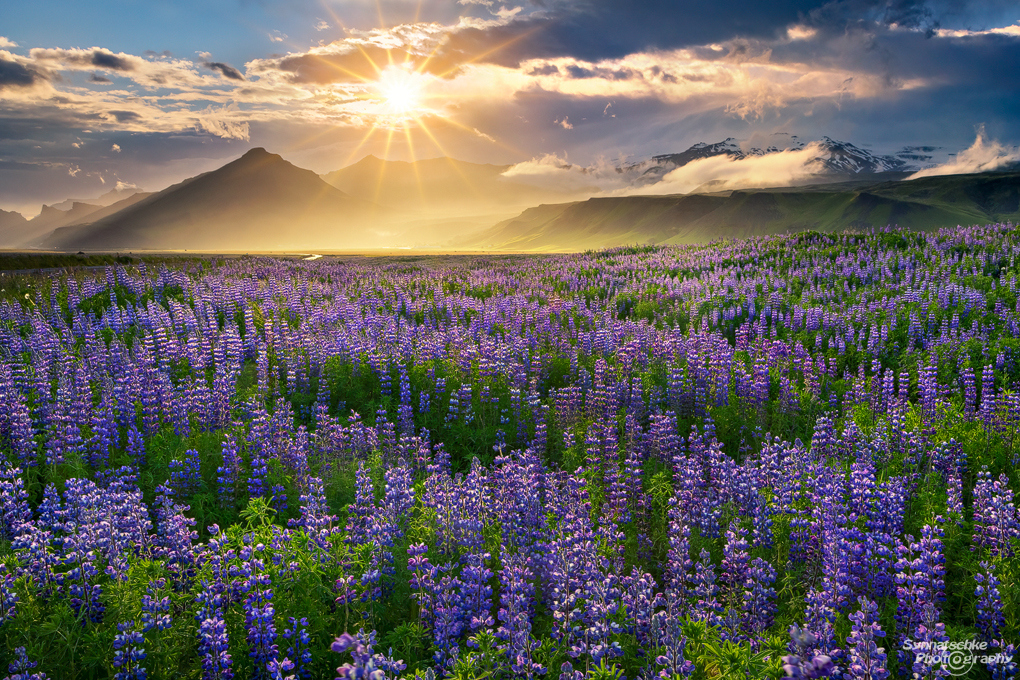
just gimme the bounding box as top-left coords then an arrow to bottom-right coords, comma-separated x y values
44,148 -> 385,251
321,155 -> 577,214
7,141 -> 1016,253
468,171 -> 1020,251
50,186 -> 143,212
639,136 -> 920,181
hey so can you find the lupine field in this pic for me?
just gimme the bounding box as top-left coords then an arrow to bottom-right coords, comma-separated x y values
1,226 -> 1019,680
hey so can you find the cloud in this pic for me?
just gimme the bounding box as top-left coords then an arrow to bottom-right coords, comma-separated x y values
502,142 -> 836,196
29,47 -> 209,89
109,110 -> 142,123
632,142 -> 829,194
202,61 -> 245,80
936,22 -> 1020,38
0,57 -> 44,89
906,129 -> 1020,179
315,20 -> 330,31
501,153 -> 619,193
111,143 -> 121,152
268,30 -> 287,43
0,38 -> 18,49
89,73 -> 112,83
195,108 -> 250,141
556,116 -> 573,129
114,180 -> 139,192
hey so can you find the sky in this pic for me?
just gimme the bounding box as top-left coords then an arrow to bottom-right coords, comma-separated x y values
1,0 -> 1019,214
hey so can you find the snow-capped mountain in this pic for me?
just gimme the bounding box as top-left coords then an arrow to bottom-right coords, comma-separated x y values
636,136 -> 932,180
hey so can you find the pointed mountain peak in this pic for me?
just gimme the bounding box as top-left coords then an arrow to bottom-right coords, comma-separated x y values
241,147 -> 274,159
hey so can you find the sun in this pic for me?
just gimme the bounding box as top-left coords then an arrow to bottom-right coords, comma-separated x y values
375,66 -> 426,115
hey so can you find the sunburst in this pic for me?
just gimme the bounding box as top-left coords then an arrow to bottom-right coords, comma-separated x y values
303,0 -> 529,203
375,66 -> 426,116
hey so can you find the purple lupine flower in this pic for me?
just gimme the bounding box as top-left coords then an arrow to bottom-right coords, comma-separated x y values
140,578 -> 171,633
168,448 -> 202,497
844,597 -> 889,680
112,620 -> 147,680
196,544 -> 234,680
237,542 -> 278,680
5,646 -> 49,680
908,604 -> 950,679
495,555 -> 543,676
406,543 -> 436,630
282,617 -> 312,680
975,562 -> 1005,644
721,520 -> 750,605
0,563 -> 18,626
0,464 -> 31,541
331,630 -> 405,680
289,476 -> 337,558
742,557 -> 777,643
973,469 -> 1018,558
217,432 -> 241,508
460,552 -> 494,636
664,497 -> 692,599
783,625 -> 837,679
650,592 -> 695,679
689,548 -> 722,624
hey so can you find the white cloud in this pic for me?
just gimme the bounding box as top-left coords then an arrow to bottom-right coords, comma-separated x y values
907,130 -> 1020,179
502,154 -> 627,193
268,30 -> 287,43
315,20 -> 330,31
935,23 -> 1020,38
195,111 -> 250,141
502,142 -> 835,197
111,143 -> 121,152
0,37 -> 18,48
556,116 -> 573,129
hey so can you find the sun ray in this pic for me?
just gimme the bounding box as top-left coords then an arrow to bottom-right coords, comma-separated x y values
423,112 -> 520,156
411,119 -> 491,202
376,0 -> 395,67
418,26 -> 542,79
341,123 -> 382,168
402,123 -> 428,209
374,127 -> 396,203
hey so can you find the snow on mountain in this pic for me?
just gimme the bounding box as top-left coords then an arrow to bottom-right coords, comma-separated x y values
640,136 -> 919,178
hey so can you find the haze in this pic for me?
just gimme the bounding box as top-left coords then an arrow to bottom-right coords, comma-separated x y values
2,0 -> 1020,250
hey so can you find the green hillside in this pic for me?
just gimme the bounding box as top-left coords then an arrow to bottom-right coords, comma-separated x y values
471,171 -> 1020,251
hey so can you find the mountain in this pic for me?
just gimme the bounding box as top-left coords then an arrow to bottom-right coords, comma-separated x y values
49,185 -> 143,211
640,136 -> 912,182
4,194 -> 154,248
44,148 -> 386,251
468,171 -> 1020,251
0,209 -> 29,245
322,155 -> 577,214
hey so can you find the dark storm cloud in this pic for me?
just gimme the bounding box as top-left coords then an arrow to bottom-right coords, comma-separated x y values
427,0 -> 1020,71
89,49 -> 135,71
109,110 -> 142,123
768,20 -> 1020,91
255,45 -> 395,84
563,64 -> 640,80
804,0 -> 1020,33
202,61 -> 245,80
0,160 -> 44,171
526,63 -> 560,76
0,58 -> 44,89
434,0 -> 827,68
